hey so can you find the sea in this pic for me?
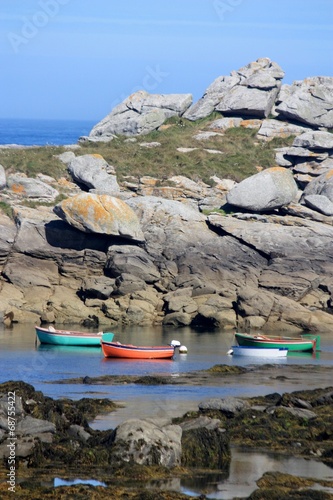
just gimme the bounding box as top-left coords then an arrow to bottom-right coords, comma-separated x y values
0,118 -> 97,146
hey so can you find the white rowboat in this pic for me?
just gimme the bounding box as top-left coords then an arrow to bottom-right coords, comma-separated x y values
229,346 -> 288,358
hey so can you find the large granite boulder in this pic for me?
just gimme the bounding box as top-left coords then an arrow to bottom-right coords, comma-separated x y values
275,77 -> 333,128
226,166 -> 298,212
184,57 -> 284,121
87,90 -> 192,139
301,169 -> 333,205
112,418 -> 182,467
7,174 -> 59,200
54,193 -> 145,241
67,154 -> 120,193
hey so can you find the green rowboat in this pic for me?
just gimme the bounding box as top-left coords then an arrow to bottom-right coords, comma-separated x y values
35,325 -> 114,347
235,332 -> 319,352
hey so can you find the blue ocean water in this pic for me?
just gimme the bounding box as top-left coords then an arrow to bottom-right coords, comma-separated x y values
0,118 -> 96,146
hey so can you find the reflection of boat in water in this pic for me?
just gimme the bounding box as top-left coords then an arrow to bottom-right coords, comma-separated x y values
37,344 -> 102,354
286,350 -> 320,359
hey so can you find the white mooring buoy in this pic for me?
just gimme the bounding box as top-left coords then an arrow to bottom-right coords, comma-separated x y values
179,345 -> 188,354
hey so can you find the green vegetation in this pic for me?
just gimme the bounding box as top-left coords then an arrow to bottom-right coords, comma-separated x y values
19,193 -> 68,209
0,115 -> 295,185
0,146 -> 68,179
0,201 -> 14,218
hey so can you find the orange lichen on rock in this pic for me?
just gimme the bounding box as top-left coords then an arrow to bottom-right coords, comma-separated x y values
325,170 -> 333,180
10,183 -> 26,195
55,193 -> 144,241
90,154 -> 105,160
266,166 -> 287,173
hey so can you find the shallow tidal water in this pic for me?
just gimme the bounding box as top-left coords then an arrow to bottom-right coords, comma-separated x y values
1,323 -> 333,497
1,324 -> 333,424
50,448 -> 333,499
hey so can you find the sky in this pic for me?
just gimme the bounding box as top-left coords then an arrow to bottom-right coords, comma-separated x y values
1,0 -> 332,121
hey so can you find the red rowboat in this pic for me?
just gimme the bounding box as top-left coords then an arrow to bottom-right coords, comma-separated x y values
101,340 -> 177,359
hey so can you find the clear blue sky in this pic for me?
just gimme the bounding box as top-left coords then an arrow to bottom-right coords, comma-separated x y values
1,0 -> 332,121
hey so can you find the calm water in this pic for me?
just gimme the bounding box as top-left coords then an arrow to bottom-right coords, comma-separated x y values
1,323 -> 333,498
178,448 -> 333,498
0,118 -> 96,146
1,324 -> 333,426
47,448 -> 333,498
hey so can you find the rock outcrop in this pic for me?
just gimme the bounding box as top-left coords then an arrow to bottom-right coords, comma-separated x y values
85,90 -> 192,140
184,57 -> 284,121
1,58 -> 333,333
275,77 -> 333,128
81,58 -> 333,144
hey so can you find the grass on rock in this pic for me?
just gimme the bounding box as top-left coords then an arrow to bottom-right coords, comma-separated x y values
0,114 -> 294,186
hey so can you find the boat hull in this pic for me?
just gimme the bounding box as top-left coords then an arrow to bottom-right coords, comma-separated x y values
35,326 -> 112,347
101,341 -> 175,359
235,332 -> 316,352
231,346 -> 288,358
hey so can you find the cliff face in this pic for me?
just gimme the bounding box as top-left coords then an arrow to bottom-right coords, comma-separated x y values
1,58 -> 333,333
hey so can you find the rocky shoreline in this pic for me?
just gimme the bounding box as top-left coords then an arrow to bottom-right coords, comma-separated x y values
1,57 -> 333,333
1,369 -> 333,499
1,55 -> 333,498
